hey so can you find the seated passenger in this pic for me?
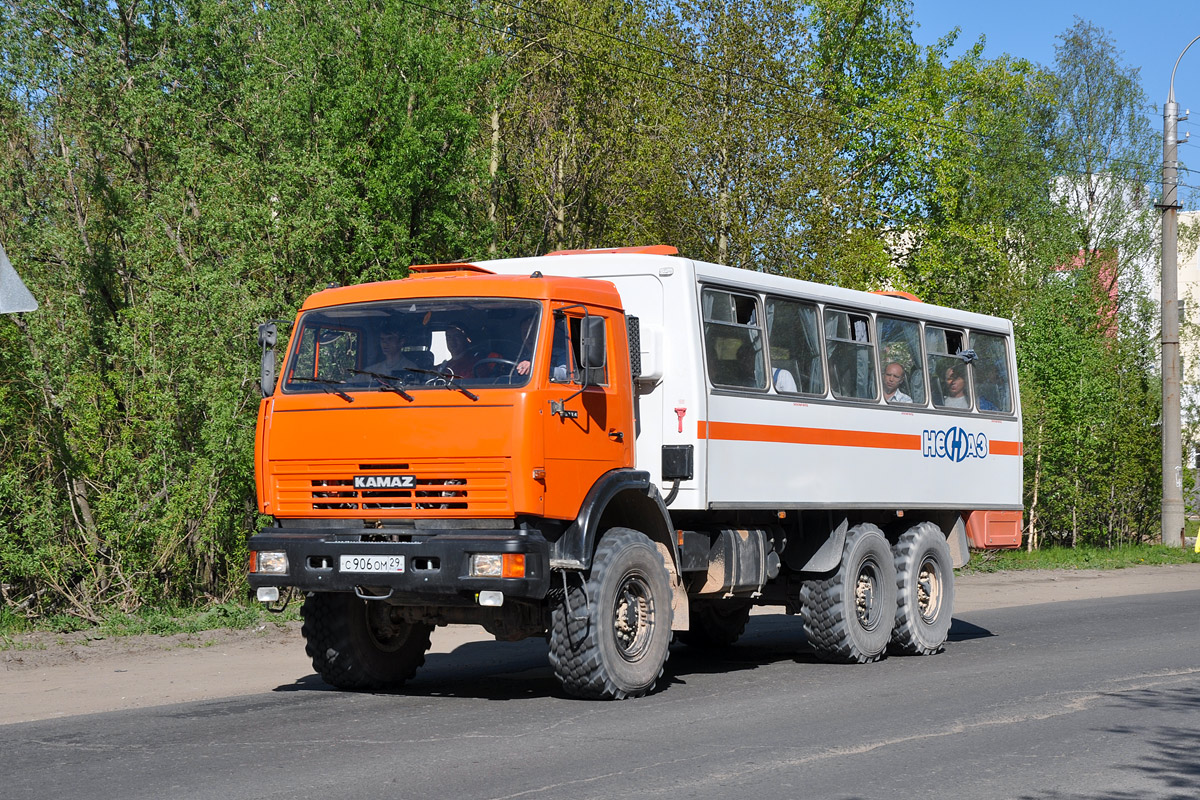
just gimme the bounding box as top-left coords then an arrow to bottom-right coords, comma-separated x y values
940,364 -> 970,409
882,361 -> 913,404
364,324 -> 417,378
772,364 -> 798,393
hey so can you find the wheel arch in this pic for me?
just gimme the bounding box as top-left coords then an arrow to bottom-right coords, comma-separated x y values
550,470 -> 687,630
551,469 -> 679,571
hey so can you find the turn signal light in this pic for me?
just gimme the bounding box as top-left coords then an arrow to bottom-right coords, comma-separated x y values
501,553 -> 526,579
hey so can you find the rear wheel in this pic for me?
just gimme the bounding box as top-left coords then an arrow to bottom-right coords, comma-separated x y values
890,522 -> 954,655
301,592 -> 433,690
548,527 -> 673,699
679,599 -> 752,648
801,523 -> 897,663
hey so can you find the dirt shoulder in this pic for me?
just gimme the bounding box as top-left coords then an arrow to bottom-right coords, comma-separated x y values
3,564 -> 1198,725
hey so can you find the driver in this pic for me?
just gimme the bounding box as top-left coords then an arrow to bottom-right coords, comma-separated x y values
438,324 -> 480,378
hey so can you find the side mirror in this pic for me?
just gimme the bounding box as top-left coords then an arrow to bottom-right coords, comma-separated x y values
258,322 -> 278,397
578,316 -> 606,386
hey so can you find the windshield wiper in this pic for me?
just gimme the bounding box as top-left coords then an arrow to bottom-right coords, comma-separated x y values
290,377 -> 354,403
405,367 -> 480,402
351,370 -> 415,402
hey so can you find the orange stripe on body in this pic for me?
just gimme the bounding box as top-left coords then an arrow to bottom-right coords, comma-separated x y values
698,420 -> 1022,456
988,440 -> 1023,456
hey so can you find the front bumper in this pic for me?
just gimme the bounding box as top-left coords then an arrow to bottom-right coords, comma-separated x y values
247,527 -> 552,604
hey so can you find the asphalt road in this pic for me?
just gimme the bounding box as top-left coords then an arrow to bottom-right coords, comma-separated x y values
4,589 -> 1199,800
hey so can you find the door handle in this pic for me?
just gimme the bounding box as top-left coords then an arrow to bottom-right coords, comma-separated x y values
608,430 -> 624,442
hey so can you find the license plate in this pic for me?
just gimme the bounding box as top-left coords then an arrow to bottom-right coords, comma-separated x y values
339,554 -> 405,574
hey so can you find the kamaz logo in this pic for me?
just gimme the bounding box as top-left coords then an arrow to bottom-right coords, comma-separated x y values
353,475 -> 416,489
922,428 -> 988,462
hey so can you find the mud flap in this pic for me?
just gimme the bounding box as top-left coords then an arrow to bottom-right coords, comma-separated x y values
948,516 -> 971,568
655,541 -> 689,631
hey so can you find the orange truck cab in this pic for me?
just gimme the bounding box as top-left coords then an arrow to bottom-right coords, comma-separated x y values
248,265 -> 673,698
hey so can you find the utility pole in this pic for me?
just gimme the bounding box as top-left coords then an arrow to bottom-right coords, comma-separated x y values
1160,36 -> 1200,548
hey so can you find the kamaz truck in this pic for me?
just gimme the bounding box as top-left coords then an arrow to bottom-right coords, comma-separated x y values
248,246 -> 1023,699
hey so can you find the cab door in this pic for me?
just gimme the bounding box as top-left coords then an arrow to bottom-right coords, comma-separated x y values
541,306 -> 634,520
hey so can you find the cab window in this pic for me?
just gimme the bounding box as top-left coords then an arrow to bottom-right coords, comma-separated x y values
550,313 -> 608,386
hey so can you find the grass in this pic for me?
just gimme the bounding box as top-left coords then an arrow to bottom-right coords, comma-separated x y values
960,543 -> 1200,574
0,596 -> 302,642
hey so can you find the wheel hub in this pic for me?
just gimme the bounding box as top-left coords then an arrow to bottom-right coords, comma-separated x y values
854,559 -> 882,631
612,572 -> 652,661
916,557 -> 943,623
364,603 -> 412,652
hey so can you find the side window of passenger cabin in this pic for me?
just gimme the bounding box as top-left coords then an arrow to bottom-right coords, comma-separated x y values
926,326 -> 970,410
823,308 -> 877,400
877,315 -> 926,405
969,332 -> 1012,413
702,288 -> 766,390
765,297 -> 824,395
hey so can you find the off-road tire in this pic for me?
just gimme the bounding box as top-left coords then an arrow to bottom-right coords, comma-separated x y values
679,599 -> 753,648
548,527 -> 673,700
890,522 -> 954,655
801,523 -> 897,663
301,592 -> 433,691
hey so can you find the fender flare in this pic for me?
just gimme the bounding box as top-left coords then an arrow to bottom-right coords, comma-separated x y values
549,469 -> 678,572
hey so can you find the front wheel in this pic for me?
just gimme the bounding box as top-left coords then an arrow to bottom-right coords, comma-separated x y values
548,528 -> 674,699
890,522 -> 954,655
801,523 -> 897,663
301,592 -> 433,691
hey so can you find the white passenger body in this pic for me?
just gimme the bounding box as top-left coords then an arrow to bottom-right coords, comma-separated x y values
476,252 -> 1023,515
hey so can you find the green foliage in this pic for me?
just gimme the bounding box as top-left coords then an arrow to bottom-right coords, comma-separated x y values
0,0 -> 490,622
961,545 -> 1200,574
0,3 -> 1176,624
0,600 -> 300,639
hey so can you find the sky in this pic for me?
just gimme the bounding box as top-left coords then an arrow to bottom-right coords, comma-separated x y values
911,1 -> 1200,205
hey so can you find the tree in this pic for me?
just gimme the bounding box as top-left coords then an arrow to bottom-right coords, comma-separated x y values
0,0 -> 494,618
1016,18 -> 1162,547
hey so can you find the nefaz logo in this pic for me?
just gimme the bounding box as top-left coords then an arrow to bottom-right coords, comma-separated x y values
354,475 -> 416,490
922,428 -> 988,462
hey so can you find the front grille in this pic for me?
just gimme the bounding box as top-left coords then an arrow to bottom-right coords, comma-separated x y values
271,460 -> 511,516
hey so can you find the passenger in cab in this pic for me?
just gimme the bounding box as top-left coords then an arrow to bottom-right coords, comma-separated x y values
365,323 -> 417,378
882,361 -> 912,404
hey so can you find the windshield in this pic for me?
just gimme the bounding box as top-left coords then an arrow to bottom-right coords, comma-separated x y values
282,298 -> 541,394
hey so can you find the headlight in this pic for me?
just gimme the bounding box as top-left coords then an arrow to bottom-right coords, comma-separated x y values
470,554 -> 503,577
252,551 -> 289,575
